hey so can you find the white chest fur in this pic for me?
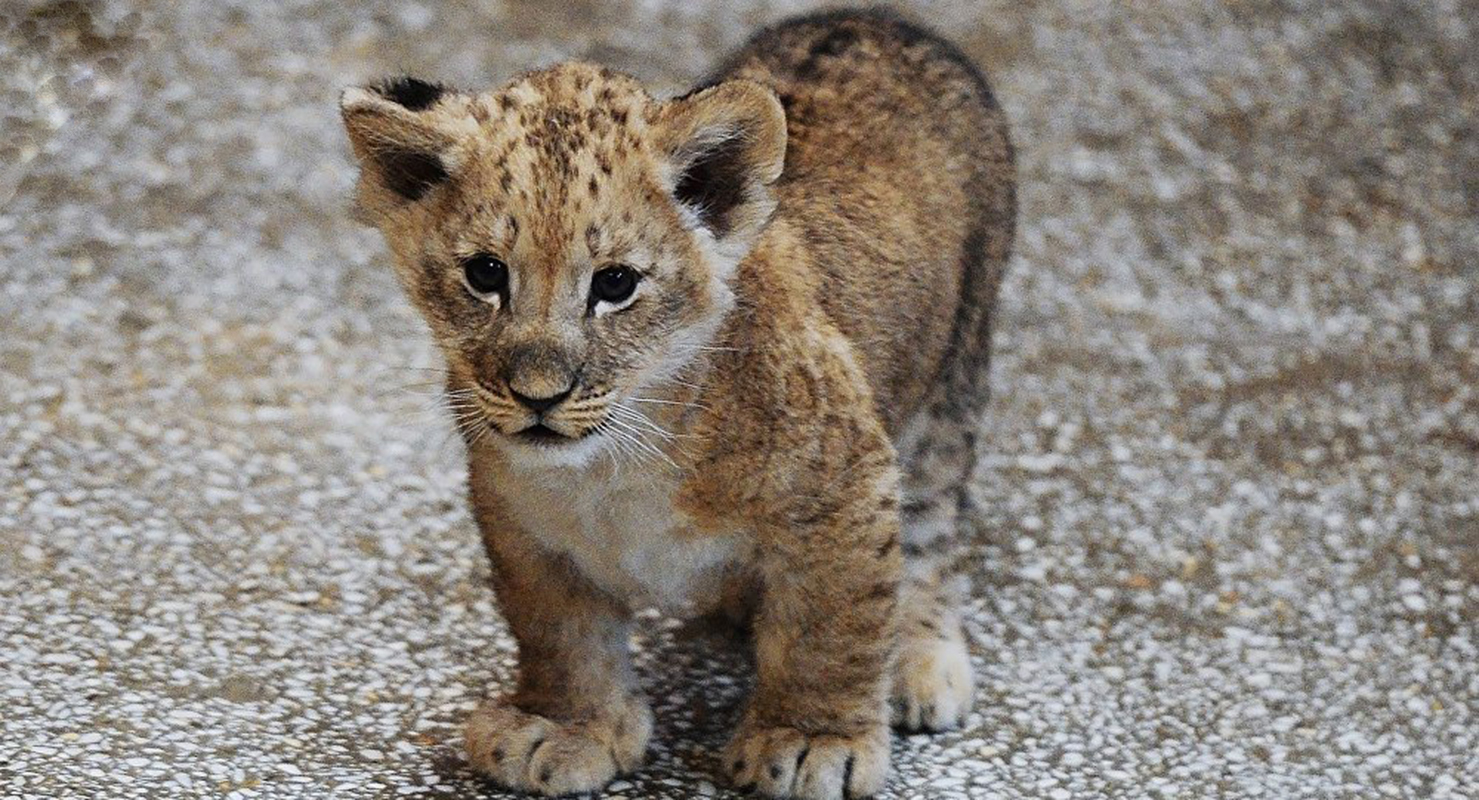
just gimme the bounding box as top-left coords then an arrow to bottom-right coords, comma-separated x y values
496,456 -> 740,612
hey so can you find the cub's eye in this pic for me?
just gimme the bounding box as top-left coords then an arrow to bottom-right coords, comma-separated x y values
461,254 -> 508,301
590,265 -> 639,307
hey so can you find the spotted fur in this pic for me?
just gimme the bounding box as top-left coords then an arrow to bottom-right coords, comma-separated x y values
341,9 -> 1013,799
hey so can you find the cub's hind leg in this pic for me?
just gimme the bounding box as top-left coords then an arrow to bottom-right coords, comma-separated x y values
890,401 -> 978,731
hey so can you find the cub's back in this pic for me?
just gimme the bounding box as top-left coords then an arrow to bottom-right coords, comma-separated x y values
714,9 -> 1015,431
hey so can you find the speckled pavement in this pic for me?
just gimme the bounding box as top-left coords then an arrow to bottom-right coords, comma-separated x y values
2,1 -> 1476,798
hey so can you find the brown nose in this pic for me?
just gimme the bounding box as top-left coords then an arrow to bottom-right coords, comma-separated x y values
509,385 -> 573,413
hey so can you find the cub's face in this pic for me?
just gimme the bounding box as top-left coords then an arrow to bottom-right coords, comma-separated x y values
341,65 -> 785,465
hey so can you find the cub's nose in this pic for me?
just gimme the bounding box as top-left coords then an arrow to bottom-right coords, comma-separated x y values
509,385 -> 573,414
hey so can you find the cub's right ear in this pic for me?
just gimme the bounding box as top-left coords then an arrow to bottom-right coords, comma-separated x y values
652,80 -> 787,260
340,77 -> 471,206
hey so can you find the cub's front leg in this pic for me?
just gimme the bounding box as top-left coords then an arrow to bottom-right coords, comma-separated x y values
725,420 -> 904,800
463,493 -> 650,796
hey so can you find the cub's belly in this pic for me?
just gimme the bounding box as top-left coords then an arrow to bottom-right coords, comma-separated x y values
503,470 -> 743,612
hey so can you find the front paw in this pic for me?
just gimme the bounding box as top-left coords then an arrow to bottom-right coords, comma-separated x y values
724,721 -> 889,799
464,698 -> 652,796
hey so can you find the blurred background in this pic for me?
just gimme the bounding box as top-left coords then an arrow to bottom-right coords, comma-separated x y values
1,1 -> 1475,798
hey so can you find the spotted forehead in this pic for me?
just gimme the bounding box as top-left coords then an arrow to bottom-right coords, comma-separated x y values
471,64 -> 654,185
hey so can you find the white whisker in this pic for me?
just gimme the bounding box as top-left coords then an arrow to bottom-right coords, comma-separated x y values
627,396 -> 714,413
608,405 -> 677,441
602,415 -> 678,470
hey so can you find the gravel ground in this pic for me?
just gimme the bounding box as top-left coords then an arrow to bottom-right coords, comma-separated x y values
2,1 -> 1476,798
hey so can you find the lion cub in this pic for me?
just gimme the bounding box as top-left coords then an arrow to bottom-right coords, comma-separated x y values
341,8 -> 1013,799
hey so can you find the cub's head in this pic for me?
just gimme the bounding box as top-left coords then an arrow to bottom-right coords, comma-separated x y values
340,65 -> 785,465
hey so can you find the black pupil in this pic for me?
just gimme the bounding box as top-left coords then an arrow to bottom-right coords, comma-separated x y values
592,267 -> 637,304
464,256 -> 507,296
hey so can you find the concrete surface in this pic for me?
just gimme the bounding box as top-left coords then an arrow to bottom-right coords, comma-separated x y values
1,1 -> 1476,798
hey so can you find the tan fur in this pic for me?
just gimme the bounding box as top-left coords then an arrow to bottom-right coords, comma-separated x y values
342,9 -> 1013,799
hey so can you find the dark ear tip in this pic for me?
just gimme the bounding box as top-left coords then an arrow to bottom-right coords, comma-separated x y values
373,75 -> 448,111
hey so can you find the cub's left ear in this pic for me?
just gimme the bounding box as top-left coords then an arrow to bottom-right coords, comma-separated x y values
340,76 -> 474,208
652,80 -> 787,253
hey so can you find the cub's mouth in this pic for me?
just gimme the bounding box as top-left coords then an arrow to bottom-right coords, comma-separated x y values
503,419 -> 605,448
513,423 -> 573,445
